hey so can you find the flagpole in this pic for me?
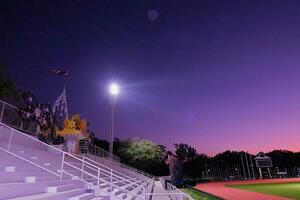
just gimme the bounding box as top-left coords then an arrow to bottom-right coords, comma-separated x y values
63,84 -> 68,118
52,68 -> 69,132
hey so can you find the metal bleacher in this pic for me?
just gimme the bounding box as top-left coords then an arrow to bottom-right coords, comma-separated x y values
0,99 -> 192,200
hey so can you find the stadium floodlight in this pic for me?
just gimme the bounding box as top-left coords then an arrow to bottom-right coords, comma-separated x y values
108,83 -> 120,158
109,83 -> 119,96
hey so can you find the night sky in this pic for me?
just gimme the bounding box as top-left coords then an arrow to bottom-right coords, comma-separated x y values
2,0 -> 300,155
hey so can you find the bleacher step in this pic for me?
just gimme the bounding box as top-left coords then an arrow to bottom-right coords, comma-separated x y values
8,188 -> 86,200
68,192 -> 94,200
25,175 -> 59,183
0,124 -> 155,200
46,183 -> 78,193
4,166 -> 15,172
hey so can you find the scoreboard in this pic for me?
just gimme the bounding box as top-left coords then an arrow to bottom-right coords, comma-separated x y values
255,159 -> 273,168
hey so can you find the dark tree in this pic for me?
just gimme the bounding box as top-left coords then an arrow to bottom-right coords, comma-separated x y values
174,143 -> 197,162
0,65 -> 21,105
116,139 -> 168,176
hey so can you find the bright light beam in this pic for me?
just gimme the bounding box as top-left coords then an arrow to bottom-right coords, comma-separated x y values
109,83 -> 120,96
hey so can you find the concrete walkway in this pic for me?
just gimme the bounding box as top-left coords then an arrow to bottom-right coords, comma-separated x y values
151,181 -> 171,200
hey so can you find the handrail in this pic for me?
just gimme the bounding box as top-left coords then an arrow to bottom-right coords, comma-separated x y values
120,162 -> 153,178
61,167 -> 117,200
0,99 -> 36,136
154,177 -> 194,200
1,98 -> 152,179
63,160 -> 145,199
85,154 -> 146,184
82,140 -> 120,161
85,154 -> 145,180
0,146 -> 60,177
147,177 -> 155,200
85,140 -> 153,179
0,99 -> 155,199
145,191 -> 193,200
166,182 -> 194,200
0,123 -> 146,200
0,125 -> 105,199
81,155 -> 146,190
0,99 -> 19,109
0,99 -> 35,119
1,122 -> 65,156
0,98 -> 146,177
91,142 -> 120,161
87,153 -> 150,180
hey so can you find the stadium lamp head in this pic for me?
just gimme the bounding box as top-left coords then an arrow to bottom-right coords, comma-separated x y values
109,83 -> 120,96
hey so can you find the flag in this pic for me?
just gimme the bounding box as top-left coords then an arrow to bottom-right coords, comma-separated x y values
53,69 -> 69,77
52,87 -> 68,118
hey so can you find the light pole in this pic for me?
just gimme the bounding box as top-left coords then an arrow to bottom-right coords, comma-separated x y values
109,83 -> 119,158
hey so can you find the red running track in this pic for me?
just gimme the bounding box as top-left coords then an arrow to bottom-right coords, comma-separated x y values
195,178 -> 300,200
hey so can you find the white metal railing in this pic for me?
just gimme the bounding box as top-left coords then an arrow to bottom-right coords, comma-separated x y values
0,100 -> 37,136
61,152 -> 145,200
87,153 -> 150,181
80,138 -> 154,180
0,122 -> 112,199
146,192 -> 191,200
83,154 -> 155,199
147,177 -> 194,200
165,182 -> 193,200
90,144 -> 153,179
0,99 -> 155,199
1,99 -> 153,181
120,161 -> 154,179
81,155 -> 147,191
159,176 -> 167,189
84,140 -> 121,162
0,99 -> 121,162
0,122 -> 153,200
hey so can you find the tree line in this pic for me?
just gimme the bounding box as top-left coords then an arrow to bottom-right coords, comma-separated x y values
91,133 -> 300,184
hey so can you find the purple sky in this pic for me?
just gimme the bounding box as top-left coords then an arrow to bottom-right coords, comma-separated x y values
2,0 -> 300,155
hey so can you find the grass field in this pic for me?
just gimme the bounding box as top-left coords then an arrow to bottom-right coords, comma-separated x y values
181,188 -> 219,200
229,182 -> 300,200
